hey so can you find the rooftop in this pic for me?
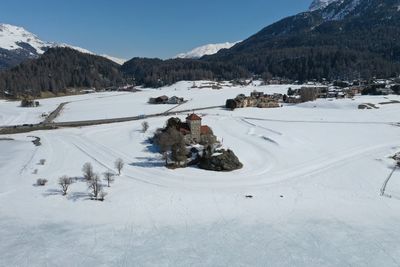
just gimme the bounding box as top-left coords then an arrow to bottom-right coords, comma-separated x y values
186,113 -> 202,121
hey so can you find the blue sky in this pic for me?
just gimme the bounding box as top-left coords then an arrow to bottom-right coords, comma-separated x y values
1,0 -> 311,59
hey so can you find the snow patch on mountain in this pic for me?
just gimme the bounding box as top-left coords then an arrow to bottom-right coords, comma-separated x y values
309,0 -> 341,11
54,43 -> 93,55
101,55 -> 126,65
176,41 -> 241,59
321,0 -> 362,20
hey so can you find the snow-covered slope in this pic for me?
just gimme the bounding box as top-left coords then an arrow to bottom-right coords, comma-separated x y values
2,81 -> 400,265
176,41 -> 241,59
309,0 -> 341,11
0,23 -> 125,67
0,24 -> 50,55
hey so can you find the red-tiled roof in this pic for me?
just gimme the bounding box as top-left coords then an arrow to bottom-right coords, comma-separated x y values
186,113 -> 202,121
201,125 -> 211,135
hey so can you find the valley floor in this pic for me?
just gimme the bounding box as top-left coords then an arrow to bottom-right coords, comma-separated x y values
1,82 -> 400,266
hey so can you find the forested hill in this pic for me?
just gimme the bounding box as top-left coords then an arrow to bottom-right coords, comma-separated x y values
0,48 -> 125,97
205,0 -> 400,81
122,0 -> 400,85
121,58 -> 249,88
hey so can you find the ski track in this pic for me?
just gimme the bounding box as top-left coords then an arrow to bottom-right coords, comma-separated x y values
33,114 -> 400,192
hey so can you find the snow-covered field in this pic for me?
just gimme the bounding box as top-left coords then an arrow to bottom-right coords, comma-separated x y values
0,92 -> 130,126
0,81 -> 293,125
1,82 -> 400,266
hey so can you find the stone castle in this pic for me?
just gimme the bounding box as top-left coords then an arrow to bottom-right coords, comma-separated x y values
179,114 -> 213,144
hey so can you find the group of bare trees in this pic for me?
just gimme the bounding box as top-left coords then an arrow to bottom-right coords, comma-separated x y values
57,158 -> 124,201
153,126 -> 187,166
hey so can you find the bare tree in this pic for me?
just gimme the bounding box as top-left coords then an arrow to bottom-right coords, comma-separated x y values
155,128 -> 184,166
114,158 -> 124,175
141,121 -> 149,133
87,173 -> 103,200
103,171 -> 115,187
171,140 -> 188,167
59,176 -> 73,195
82,162 -> 94,181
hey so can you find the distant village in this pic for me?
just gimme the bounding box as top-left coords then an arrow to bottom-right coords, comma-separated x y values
225,78 -> 400,110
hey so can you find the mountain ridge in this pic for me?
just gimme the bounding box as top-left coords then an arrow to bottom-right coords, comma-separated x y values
0,23 -> 125,69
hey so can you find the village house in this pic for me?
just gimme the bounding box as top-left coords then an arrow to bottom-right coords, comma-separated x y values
226,91 -> 280,110
167,96 -> 185,104
20,95 -> 40,107
149,95 -> 185,104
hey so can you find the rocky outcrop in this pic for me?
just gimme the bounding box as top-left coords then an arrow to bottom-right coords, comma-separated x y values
199,149 -> 243,172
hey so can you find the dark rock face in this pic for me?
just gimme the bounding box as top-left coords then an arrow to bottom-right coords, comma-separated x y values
0,47 -> 38,70
199,149 -> 243,172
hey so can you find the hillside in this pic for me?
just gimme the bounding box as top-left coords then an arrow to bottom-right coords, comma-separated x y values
121,57 -> 249,87
0,47 -> 125,98
206,0 -> 400,81
122,0 -> 400,85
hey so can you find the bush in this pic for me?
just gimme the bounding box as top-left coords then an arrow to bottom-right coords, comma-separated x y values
39,159 -> 46,165
98,191 -> 107,201
36,178 -> 48,186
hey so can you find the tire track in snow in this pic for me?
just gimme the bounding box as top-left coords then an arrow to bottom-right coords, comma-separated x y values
239,115 -> 397,126
67,134 -> 166,188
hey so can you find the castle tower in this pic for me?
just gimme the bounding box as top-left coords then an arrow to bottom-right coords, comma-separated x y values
186,113 -> 202,142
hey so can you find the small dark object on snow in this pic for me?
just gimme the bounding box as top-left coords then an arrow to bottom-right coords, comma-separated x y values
245,195 -> 253,199
280,195 -> 284,198
28,136 -> 41,146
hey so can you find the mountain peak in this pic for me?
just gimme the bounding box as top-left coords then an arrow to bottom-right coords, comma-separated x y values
176,41 -> 241,59
0,23 -> 49,55
0,23 -> 125,69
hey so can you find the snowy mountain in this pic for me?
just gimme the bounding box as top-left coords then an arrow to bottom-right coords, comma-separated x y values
0,23 -> 125,69
0,24 -> 50,55
309,0 -> 341,11
176,41 -> 241,59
